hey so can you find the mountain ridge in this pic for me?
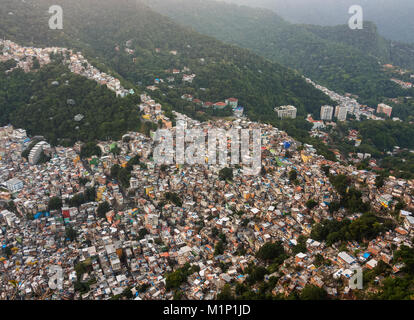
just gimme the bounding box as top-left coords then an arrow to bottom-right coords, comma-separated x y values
146,0 -> 414,105
223,0 -> 414,44
0,0 -> 332,125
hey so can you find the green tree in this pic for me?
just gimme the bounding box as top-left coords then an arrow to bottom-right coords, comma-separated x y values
247,265 -> 268,284
217,284 -> 234,300
292,235 -> 308,255
313,254 -> 326,267
65,226 -> 78,242
173,290 -> 183,300
256,242 -> 285,262
306,199 -> 318,210
32,57 -> 40,69
110,164 -> 121,178
300,285 -> 328,300
80,142 -> 102,158
48,196 -> 63,211
375,175 -> 385,188
321,165 -> 330,176
138,228 -> 149,240
97,201 -> 111,219
69,193 -> 86,207
393,245 -> 414,275
219,167 -> 233,181
214,240 -> 225,256
165,264 -> 195,290
165,192 -> 182,207
288,170 -> 298,181
84,187 -> 96,202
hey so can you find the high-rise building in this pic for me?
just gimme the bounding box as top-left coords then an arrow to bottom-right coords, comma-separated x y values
320,105 -> 334,121
336,106 -> 348,121
352,103 -> 360,114
28,141 -> 51,165
274,105 -> 297,119
377,103 -> 392,117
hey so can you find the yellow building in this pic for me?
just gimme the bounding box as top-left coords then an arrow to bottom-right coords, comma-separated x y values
145,186 -> 154,196
301,151 -> 312,163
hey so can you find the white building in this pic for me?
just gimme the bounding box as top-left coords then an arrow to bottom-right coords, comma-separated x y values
320,105 -> 334,121
335,106 -> 348,121
5,178 -> 24,192
12,129 -> 27,139
1,210 -> 19,227
338,252 -> 357,266
404,215 -> 414,230
274,105 -> 297,119
28,141 -> 50,165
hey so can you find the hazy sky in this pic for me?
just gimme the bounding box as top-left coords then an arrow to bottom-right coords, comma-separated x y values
221,0 -> 414,23
220,0 -> 414,42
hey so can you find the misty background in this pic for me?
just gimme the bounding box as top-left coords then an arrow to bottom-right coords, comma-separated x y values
222,0 -> 414,43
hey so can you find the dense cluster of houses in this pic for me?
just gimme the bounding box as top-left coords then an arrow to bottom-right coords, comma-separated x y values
390,78 -> 413,89
384,64 -> 414,89
139,93 -> 172,126
0,39 -> 133,97
2,95 -> 414,299
305,77 -> 399,122
0,39 -> 52,72
2,41 -> 414,301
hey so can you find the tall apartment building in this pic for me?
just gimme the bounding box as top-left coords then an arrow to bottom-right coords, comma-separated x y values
274,105 -> 297,119
351,103 -> 360,114
28,141 -> 51,165
320,105 -> 334,121
335,106 -> 348,121
377,103 -> 392,117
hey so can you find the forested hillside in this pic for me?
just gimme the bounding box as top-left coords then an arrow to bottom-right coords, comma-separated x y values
301,23 -> 414,71
0,0 -> 332,128
146,0 -> 414,106
328,120 -> 414,179
224,0 -> 414,44
0,61 -> 142,146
